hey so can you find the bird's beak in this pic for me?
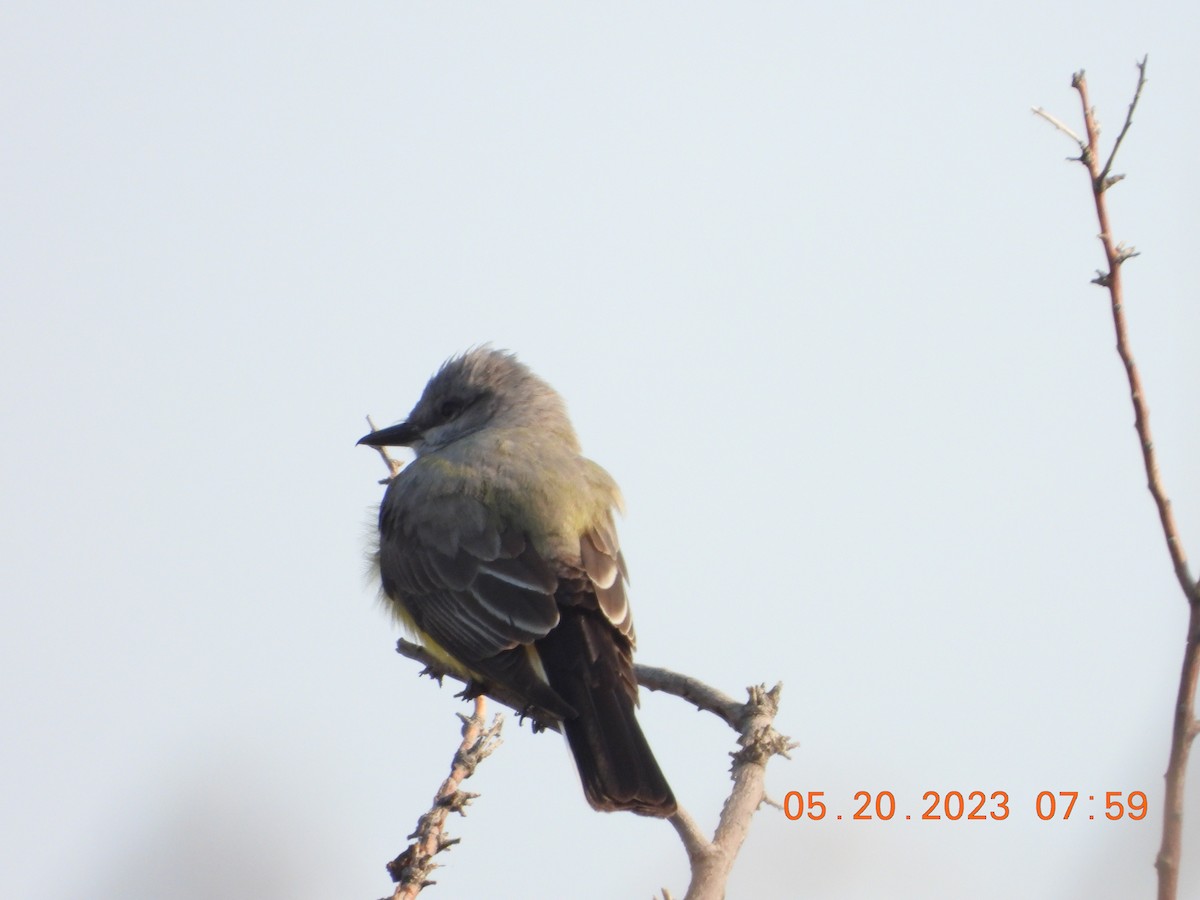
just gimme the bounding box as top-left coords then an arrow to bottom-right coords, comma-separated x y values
357,421 -> 421,447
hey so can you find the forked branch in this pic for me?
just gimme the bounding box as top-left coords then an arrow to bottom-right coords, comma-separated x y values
1034,56 -> 1200,900
390,639 -> 793,900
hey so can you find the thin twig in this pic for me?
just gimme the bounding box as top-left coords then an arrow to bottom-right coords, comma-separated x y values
1038,56 -> 1200,900
1073,60 -> 1200,900
386,696 -> 502,900
365,415 -> 405,482
1030,106 -> 1085,149
1068,60 -> 1194,602
1098,56 -> 1149,188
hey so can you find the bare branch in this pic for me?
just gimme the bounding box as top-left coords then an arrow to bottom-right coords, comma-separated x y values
671,684 -> 794,900
1069,62 -> 1194,601
1040,56 -> 1200,900
386,697 -> 503,899
1158,603 -> 1200,900
635,663 -> 746,730
365,414 -> 405,483
1098,55 -> 1149,188
667,806 -> 711,864
392,639 -> 791,898
1031,106 -> 1085,149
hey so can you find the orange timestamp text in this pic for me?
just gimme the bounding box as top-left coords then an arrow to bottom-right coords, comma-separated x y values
783,790 -> 1148,822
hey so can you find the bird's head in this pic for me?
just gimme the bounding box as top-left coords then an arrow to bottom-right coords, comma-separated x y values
357,346 -> 578,455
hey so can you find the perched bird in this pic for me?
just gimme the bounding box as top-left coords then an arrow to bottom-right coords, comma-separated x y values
359,347 -> 676,817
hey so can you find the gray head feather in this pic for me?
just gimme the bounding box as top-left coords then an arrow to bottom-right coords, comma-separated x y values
405,347 -> 579,455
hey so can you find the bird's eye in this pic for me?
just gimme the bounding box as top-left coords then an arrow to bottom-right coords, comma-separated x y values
438,399 -> 465,421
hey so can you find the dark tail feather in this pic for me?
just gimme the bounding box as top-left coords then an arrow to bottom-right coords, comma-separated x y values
536,607 -> 676,817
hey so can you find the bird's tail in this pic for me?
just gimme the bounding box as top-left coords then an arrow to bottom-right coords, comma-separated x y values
536,607 -> 677,817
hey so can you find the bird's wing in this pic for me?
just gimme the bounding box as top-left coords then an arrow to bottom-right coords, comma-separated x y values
579,511 -> 634,639
378,489 -> 572,719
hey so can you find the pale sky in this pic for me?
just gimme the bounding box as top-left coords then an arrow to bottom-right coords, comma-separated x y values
3,2 -> 1199,898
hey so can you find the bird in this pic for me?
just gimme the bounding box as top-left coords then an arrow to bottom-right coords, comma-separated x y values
358,347 -> 676,817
